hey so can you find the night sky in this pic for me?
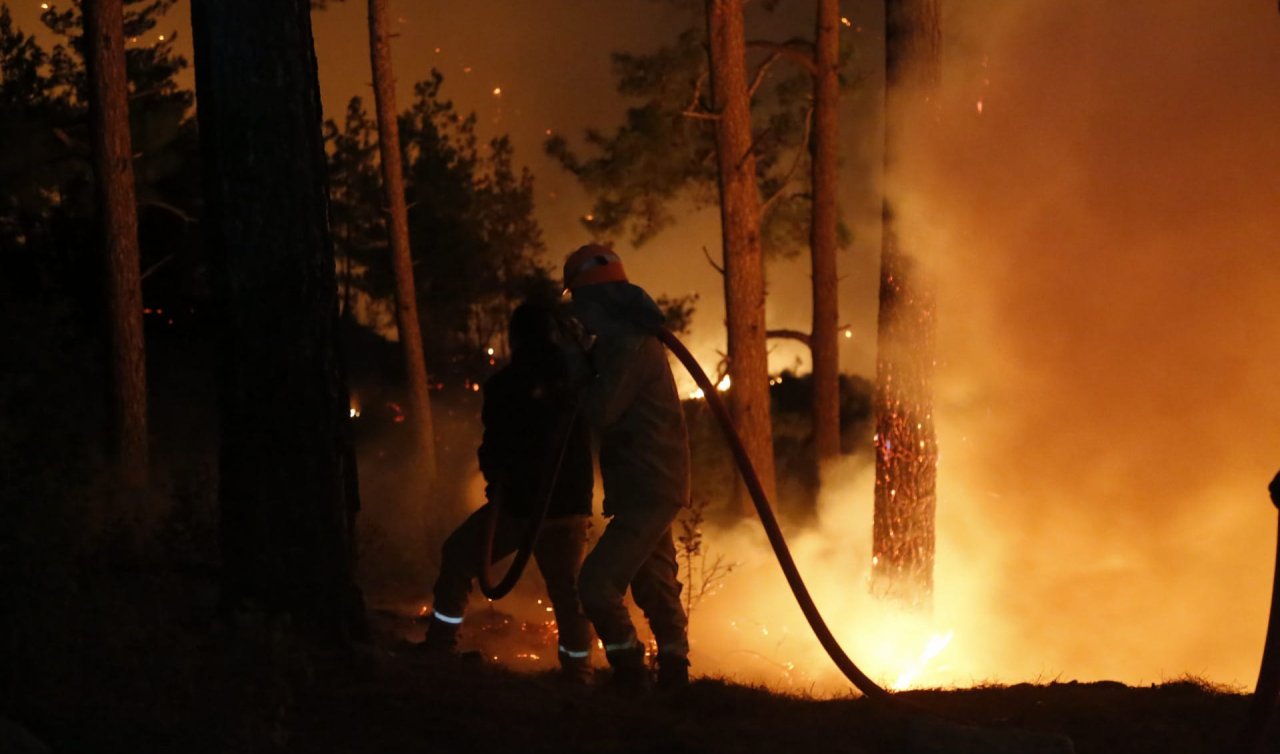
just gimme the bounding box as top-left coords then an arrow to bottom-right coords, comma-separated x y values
10,0 -> 886,380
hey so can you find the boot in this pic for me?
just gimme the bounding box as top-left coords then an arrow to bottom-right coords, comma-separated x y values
416,614 -> 461,657
604,645 -> 650,696
656,655 -> 689,690
558,654 -> 594,687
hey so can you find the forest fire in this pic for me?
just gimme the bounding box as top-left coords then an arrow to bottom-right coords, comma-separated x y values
5,0 -> 1279,749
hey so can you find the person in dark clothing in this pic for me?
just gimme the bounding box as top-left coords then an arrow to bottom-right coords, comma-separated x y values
421,300 -> 595,682
561,244 -> 692,692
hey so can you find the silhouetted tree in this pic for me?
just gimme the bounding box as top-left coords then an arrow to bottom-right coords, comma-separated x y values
191,0 -> 363,637
85,0 -> 147,489
808,0 -> 841,468
326,78 -> 550,381
368,0 -> 437,483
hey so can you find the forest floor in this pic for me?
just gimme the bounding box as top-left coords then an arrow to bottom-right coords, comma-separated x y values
2,572 -> 1267,754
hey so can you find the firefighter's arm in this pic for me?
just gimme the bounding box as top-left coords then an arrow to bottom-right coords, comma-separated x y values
477,380 -> 511,501
579,334 -> 651,428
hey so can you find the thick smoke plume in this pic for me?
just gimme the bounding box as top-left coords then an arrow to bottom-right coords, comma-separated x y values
679,0 -> 1280,692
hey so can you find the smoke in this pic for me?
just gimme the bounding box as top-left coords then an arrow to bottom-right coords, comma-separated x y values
677,0 -> 1280,692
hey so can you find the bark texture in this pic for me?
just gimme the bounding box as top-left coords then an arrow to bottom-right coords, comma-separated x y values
810,0 -> 842,467
368,0 -> 437,483
192,0 -> 363,638
706,0 -> 777,506
85,0 -> 148,489
871,0 -> 941,607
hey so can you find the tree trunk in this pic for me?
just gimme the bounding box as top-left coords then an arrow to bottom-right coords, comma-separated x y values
810,0 -> 842,469
706,0 -> 777,508
85,0 -> 148,490
870,0 -> 941,608
368,0 -> 437,484
191,0 -> 363,639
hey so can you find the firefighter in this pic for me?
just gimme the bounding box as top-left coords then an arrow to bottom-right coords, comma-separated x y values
420,299 -> 595,684
562,244 -> 692,692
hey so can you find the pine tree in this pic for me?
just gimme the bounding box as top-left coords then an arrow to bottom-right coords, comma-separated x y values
85,0 -> 147,489
870,0 -> 941,608
191,0 -> 363,637
808,0 -> 842,468
368,0 -> 437,485
706,0 -> 777,503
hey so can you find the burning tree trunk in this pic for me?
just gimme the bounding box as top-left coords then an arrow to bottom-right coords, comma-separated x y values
368,0 -> 437,484
870,0 -> 941,607
706,0 -> 778,506
810,0 -> 842,468
192,0 -> 363,638
85,0 -> 148,490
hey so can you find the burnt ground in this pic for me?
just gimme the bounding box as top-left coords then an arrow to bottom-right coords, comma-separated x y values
3,574 -> 1269,754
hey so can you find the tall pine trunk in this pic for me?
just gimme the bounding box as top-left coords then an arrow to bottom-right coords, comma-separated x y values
85,0 -> 148,490
810,0 -> 842,469
870,0 -> 940,608
706,0 -> 777,507
192,0 -> 363,638
368,0 -> 437,485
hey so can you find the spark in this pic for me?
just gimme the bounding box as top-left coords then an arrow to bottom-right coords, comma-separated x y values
157,34 -> 165,41
976,99 -> 984,115
40,2 -> 49,8
486,347 -> 495,356
462,66 -> 473,74
349,407 -> 360,419
844,329 -> 853,339
840,16 -> 851,27
492,87 -> 502,97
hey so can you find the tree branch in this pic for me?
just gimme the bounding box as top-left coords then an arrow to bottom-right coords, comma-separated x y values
766,328 -> 811,348
141,253 -> 176,281
139,198 -> 196,224
747,39 -> 817,76
760,105 -> 813,212
701,245 -> 725,276
765,322 -> 852,351
747,50 -> 783,100
682,70 -> 719,121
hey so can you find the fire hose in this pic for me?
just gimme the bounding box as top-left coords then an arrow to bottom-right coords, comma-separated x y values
477,403 -> 582,601
652,327 -> 892,702
473,320 -> 1280,743
476,325 -> 892,701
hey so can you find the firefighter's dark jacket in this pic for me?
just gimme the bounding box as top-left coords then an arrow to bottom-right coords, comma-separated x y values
477,351 -> 593,519
569,282 -> 691,518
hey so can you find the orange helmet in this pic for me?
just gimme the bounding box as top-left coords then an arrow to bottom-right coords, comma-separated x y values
563,244 -> 628,290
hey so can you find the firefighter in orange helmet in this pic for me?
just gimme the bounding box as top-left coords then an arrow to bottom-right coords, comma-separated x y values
561,244 -> 691,691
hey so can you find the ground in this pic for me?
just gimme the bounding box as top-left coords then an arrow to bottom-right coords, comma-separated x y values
3,575 -> 1266,754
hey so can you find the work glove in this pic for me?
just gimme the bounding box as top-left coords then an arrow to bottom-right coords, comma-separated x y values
552,303 -> 597,394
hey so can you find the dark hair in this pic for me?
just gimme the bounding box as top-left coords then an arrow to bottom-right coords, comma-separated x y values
508,299 -> 556,357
